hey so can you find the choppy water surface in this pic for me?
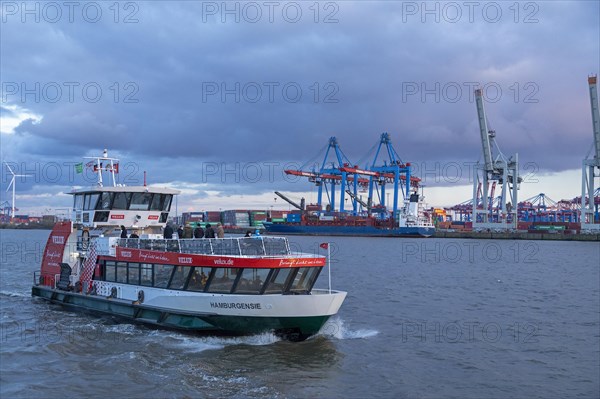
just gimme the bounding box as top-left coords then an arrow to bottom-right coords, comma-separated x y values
1,230 -> 598,398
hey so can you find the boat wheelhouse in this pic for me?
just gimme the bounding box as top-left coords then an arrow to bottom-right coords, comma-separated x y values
32,151 -> 346,340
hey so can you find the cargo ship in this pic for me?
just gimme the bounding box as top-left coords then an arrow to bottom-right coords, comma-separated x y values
31,150 -> 346,341
262,134 -> 435,237
264,193 -> 435,237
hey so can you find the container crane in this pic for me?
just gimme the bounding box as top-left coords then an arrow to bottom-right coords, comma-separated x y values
274,191 -> 305,211
472,88 -> 521,230
284,134 -> 422,220
285,137 -> 361,214
581,75 -> 600,231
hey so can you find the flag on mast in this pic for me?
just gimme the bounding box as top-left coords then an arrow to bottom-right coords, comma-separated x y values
320,242 -> 332,293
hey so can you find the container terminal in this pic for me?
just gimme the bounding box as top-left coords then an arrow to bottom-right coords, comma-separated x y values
2,77 -> 599,240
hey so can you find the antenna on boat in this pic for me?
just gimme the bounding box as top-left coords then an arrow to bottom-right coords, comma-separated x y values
83,149 -> 120,187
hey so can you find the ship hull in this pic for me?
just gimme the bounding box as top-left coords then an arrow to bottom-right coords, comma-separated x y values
264,223 -> 434,237
31,285 -> 342,341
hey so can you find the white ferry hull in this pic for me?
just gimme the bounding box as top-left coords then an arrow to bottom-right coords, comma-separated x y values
31,285 -> 346,340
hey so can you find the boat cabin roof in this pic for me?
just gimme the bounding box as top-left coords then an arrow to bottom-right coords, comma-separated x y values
71,186 -> 180,195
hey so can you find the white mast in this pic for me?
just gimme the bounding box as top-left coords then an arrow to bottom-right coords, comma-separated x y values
83,149 -> 120,187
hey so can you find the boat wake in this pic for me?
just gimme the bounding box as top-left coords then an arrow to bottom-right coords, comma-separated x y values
317,317 -> 379,340
147,330 -> 283,352
0,290 -> 30,298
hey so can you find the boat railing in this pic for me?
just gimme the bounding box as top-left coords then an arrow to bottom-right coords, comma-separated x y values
117,236 -> 290,256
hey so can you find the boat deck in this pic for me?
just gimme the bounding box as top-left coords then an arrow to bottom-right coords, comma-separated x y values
113,237 -> 300,257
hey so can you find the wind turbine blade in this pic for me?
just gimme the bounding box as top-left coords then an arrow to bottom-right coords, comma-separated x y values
6,177 -> 14,192
3,162 -> 15,175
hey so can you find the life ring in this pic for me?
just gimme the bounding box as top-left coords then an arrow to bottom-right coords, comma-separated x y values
137,290 -> 145,303
82,229 -> 90,250
109,287 -> 117,298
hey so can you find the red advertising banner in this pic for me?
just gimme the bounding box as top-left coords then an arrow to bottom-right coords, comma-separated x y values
112,247 -> 325,269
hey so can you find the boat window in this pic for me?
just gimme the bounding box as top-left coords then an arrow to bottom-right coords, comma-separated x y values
154,264 -> 174,288
93,211 -> 109,222
210,239 -> 240,256
263,268 -> 294,294
162,195 -> 173,211
150,194 -> 164,211
130,192 -> 153,211
96,192 -> 114,210
112,192 -> 132,210
128,263 -> 140,285
160,212 -> 169,223
116,262 -> 128,283
239,238 -> 265,256
206,268 -> 239,293
186,267 -> 210,292
233,268 -> 271,294
288,267 -> 321,293
84,193 -> 100,210
168,266 -> 191,290
74,194 -> 84,210
180,239 -> 212,255
138,239 -> 153,251
140,263 -> 153,286
263,237 -> 289,255
104,261 -> 116,281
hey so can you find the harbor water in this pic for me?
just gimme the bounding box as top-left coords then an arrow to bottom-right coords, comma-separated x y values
1,230 -> 599,398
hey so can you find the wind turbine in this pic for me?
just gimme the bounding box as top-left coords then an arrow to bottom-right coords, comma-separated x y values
4,163 -> 32,221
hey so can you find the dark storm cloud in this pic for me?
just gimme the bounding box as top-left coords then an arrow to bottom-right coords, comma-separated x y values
1,0 -> 599,202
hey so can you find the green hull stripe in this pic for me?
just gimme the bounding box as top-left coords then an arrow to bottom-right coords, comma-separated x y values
31,286 -> 330,338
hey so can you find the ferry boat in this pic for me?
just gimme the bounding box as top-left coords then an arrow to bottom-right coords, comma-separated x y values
31,151 -> 346,341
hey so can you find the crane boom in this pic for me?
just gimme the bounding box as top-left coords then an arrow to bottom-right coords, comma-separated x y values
475,88 -> 494,171
274,191 -> 304,210
588,75 -> 600,161
345,190 -> 369,208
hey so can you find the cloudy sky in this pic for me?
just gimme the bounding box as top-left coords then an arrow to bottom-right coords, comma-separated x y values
1,0 -> 599,215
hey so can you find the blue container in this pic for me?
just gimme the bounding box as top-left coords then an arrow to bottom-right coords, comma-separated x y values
287,214 -> 302,223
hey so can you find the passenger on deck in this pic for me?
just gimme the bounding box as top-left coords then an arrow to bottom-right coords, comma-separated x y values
244,230 -> 252,237
129,231 -> 139,239
204,224 -> 216,238
193,225 -> 204,238
120,225 -> 128,238
216,223 -> 225,238
163,223 -> 174,239
177,225 -> 184,239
